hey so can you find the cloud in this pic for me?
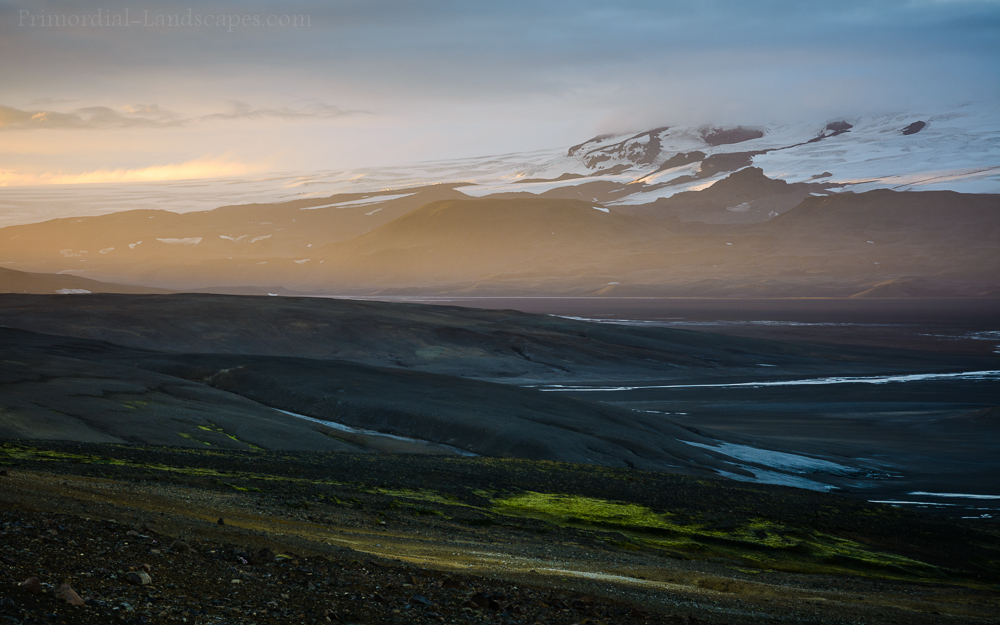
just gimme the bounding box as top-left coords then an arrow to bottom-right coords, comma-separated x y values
199,99 -> 370,122
0,100 -> 364,131
27,97 -> 78,106
0,0 -> 995,172
0,156 -> 260,186
0,103 -> 183,130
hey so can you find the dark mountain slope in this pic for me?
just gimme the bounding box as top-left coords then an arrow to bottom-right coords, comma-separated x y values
0,324 -> 747,475
0,293 -> 913,382
0,266 -> 169,294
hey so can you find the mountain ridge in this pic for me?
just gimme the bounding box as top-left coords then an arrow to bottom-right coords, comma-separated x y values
0,103 -> 996,297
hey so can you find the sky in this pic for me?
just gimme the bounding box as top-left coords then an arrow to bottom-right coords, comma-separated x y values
1,0 -> 998,185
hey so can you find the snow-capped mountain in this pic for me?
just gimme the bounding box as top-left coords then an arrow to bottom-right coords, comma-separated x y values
458,100 -> 1000,204
0,101 -> 997,298
1,102 -> 996,228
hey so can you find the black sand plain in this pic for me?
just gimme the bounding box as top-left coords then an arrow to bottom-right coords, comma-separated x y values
1,293 -> 998,623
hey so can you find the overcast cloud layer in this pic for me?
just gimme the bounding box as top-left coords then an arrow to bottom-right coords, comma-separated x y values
0,0 -> 997,180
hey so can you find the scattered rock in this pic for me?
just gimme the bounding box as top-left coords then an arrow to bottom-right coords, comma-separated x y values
465,592 -> 491,609
217,517 -> 225,526
254,547 -> 276,562
702,126 -> 765,147
409,594 -> 432,608
902,121 -> 926,136
55,583 -> 85,606
18,577 -> 43,594
5,442 -> 977,624
168,540 -> 197,554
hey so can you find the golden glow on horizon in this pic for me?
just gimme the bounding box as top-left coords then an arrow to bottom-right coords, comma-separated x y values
0,157 -> 260,187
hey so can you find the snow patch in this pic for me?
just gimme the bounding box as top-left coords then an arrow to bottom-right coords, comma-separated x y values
870,500 -> 959,507
299,192 -> 415,210
682,440 -> 855,474
715,467 -> 836,492
687,180 -> 717,192
537,370 -> 1000,392
220,234 -> 272,243
55,289 -> 91,294
156,237 -> 202,246
909,491 -> 1000,500
274,408 -> 477,456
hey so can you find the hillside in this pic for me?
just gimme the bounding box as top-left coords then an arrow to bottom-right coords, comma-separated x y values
308,197 -> 660,286
0,185 -> 467,289
1,183 -> 995,297
302,188 -> 999,297
0,266 -> 169,295
0,103 -> 996,298
0,293 -> 890,380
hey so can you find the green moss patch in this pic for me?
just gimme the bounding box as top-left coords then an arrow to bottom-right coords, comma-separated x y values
196,422 -> 265,450
493,491 -> 943,581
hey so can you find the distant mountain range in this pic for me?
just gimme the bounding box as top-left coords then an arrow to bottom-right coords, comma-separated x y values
1,103 -> 997,297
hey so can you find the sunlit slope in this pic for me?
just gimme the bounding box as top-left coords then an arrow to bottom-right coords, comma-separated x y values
0,266 -> 169,294
0,172 -> 995,296
300,191 -> 998,297
719,190 -> 1000,297
307,197 -> 660,285
0,185 -> 466,285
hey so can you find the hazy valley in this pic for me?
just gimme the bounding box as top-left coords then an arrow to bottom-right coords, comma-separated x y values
2,106 -> 999,624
